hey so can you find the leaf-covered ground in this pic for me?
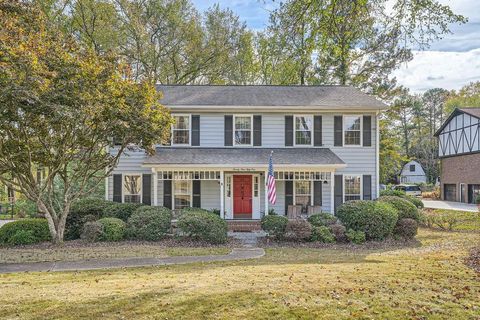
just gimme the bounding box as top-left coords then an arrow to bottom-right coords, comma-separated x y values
0,228 -> 478,319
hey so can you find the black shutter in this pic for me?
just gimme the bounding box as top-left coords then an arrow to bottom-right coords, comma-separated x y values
285,181 -> 293,214
285,116 -> 293,146
253,115 -> 262,146
334,175 -> 343,213
113,174 -> 122,203
163,180 -> 172,209
192,180 -> 201,208
314,116 -> 322,146
363,115 -> 372,147
142,174 -> 152,205
224,115 -> 233,146
334,116 -> 343,146
363,175 -> 372,200
314,181 -> 322,206
192,115 -> 200,146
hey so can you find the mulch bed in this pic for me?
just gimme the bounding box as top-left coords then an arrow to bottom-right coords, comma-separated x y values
258,237 -> 420,250
465,247 -> 480,273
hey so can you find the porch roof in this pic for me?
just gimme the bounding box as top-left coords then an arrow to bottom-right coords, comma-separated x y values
143,147 -> 345,167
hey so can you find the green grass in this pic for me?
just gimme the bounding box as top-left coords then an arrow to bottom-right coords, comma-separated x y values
0,214 -> 15,220
0,228 -> 479,319
423,208 -> 480,231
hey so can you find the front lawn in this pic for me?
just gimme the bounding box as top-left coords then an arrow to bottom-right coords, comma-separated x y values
422,208 -> 480,231
0,228 -> 478,319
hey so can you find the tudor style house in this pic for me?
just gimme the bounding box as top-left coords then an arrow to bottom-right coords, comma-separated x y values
434,107 -> 480,203
106,85 -> 386,220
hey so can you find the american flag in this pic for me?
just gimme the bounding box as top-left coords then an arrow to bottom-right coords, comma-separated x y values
267,152 -> 277,204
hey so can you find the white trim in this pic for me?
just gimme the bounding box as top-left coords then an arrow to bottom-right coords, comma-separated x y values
376,111 -> 379,199
152,168 -> 158,206
233,114 -> 254,147
343,174 -> 363,202
220,171 -> 225,218
293,180 -> 312,206
122,173 -> 143,204
168,106 -> 387,112
343,114 -> 363,147
330,175 -> 335,215
293,115 -> 314,147
171,114 -> 192,146
264,170 -> 269,215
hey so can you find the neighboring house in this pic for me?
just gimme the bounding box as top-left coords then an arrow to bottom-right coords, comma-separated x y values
106,85 -> 386,221
399,160 -> 427,184
434,107 -> 480,203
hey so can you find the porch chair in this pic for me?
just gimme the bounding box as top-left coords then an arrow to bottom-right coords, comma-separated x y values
307,205 -> 322,216
287,205 -> 302,219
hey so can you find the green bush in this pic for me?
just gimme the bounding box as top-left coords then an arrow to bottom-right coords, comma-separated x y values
405,196 -> 424,209
329,224 -> 347,242
81,221 -> 104,242
345,229 -> 366,244
104,202 -> 144,222
14,199 -> 38,218
380,189 -> 406,197
0,219 -> 51,245
97,218 -> 126,241
261,215 -> 288,239
336,200 -> 398,241
285,219 -> 312,241
310,226 -> 335,243
394,218 -> 418,239
475,194 -> 480,205
177,209 -> 228,244
8,230 -> 37,245
378,196 -> 419,221
66,198 -> 114,240
127,206 -> 172,241
307,212 -> 337,227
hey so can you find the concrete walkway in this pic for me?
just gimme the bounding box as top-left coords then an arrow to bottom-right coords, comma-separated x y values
0,247 -> 265,274
0,219 -> 15,227
422,199 -> 478,212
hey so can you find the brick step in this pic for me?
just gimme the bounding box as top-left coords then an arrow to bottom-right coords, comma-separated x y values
227,220 -> 262,232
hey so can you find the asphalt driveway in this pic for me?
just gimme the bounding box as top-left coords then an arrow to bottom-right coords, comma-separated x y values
422,199 -> 478,212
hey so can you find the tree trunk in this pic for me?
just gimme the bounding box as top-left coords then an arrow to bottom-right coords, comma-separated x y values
37,201 -> 69,244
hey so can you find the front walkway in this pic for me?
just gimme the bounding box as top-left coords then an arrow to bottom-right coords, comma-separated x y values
0,247 -> 264,274
422,199 -> 478,212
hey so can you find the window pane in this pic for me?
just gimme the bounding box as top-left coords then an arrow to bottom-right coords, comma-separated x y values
295,131 -> 312,145
173,130 -> 189,144
295,117 -> 312,130
173,116 -> 189,130
175,195 -> 190,209
174,180 -> 190,195
344,176 -> 361,198
124,195 -> 141,203
344,131 -> 360,145
344,116 -> 360,131
124,175 -> 141,194
345,195 -> 360,201
234,130 -> 251,145
295,181 -> 310,195
235,117 -> 251,130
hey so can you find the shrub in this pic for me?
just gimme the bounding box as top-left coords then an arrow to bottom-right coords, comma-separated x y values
475,194 -> 480,205
378,196 -> 419,221
285,219 -> 312,241
66,198 -> 114,240
311,226 -> 335,243
127,206 -> 172,241
97,218 -> 126,241
422,211 -> 459,231
14,199 -> 38,218
177,209 -> 228,244
0,219 -> 51,245
336,200 -> 398,241
394,218 -> 418,239
81,221 -> 104,242
104,202 -> 144,222
261,215 -> 288,239
405,196 -> 424,209
307,212 -> 337,227
345,229 -> 366,244
8,230 -> 37,245
380,189 -> 406,197
329,224 -> 347,242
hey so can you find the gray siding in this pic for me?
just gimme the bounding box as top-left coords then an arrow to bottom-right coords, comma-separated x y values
201,180 -> 221,210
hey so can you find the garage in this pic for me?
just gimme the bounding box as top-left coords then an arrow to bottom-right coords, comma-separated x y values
444,184 -> 457,201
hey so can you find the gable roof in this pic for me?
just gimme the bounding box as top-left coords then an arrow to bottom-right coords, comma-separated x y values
434,107 -> 480,136
156,85 -> 387,109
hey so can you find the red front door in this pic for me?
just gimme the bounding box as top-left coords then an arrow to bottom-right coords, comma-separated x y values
233,175 -> 253,218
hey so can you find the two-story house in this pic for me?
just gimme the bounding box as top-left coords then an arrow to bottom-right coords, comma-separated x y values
106,85 -> 386,221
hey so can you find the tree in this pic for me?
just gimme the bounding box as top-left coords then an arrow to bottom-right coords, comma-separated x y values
379,119 -> 408,184
445,81 -> 480,114
0,0 -> 172,243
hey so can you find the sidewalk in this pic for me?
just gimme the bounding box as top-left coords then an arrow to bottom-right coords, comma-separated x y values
422,199 -> 478,212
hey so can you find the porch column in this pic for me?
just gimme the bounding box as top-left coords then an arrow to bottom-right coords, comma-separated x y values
330,171 -> 335,215
220,171 -> 225,219
264,170 -> 269,216
152,168 -> 158,206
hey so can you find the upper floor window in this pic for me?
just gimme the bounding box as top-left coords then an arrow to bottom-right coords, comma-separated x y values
124,175 -> 141,203
172,115 -> 190,145
295,115 -> 313,146
234,115 -> 252,146
344,115 -> 362,146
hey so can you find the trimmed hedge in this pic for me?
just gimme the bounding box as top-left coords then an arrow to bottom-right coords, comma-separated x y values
307,212 -> 337,227
345,229 -> 366,244
378,196 -> 419,221
261,215 -> 288,239
285,219 -> 312,241
81,221 -> 104,242
127,206 -> 172,241
103,202 -> 144,222
394,218 -> 418,239
311,226 -> 335,243
336,200 -> 398,241
177,209 -> 228,244
380,189 -> 406,197
329,224 -> 347,243
405,196 -> 424,209
0,219 -> 51,245
97,218 -> 126,241
66,198 -> 114,240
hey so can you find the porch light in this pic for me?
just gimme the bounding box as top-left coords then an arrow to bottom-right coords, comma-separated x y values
323,180 -> 328,184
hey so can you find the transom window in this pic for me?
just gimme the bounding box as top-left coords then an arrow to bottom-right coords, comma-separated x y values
172,115 -> 190,145
344,175 -> 361,201
234,115 -> 252,145
344,116 -> 361,146
295,115 -> 313,145
174,180 -> 191,209
295,181 -> 311,213
124,175 -> 141,203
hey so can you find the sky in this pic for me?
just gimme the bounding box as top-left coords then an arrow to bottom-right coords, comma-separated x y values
192,0 -> 480,93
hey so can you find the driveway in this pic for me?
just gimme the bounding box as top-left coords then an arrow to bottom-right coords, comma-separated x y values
422,199 -> 478,212
0,220 -> 14,227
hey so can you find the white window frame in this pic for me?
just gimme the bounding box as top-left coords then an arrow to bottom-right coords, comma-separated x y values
343,174 -> 362,202
343,115 -> 363,147
233,114 -> 253,147
294,115 -> 314,147
173,179 -> 192,209
293,180 -> 313,206
122,173 -> 142,203
171,114 -> 192,146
